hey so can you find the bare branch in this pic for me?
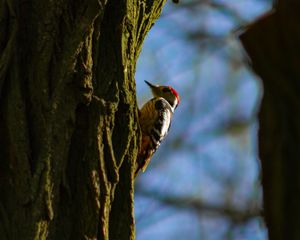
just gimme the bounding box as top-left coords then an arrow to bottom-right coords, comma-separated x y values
137,190 -> 262,223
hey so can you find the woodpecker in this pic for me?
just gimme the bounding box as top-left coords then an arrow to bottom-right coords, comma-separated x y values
135,80 -> 180,177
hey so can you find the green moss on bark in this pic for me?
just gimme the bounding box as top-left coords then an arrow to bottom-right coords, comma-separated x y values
0,0 -> 167,239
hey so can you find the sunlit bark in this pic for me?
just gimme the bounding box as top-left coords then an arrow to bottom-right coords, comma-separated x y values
0,0 -> 166,239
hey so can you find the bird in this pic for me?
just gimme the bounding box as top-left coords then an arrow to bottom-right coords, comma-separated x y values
135,80 -> 180,177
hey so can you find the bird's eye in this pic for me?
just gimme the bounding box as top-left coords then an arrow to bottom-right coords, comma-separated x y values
162,88 -> 170,93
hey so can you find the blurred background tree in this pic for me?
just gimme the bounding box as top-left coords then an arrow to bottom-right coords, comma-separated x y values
241,1 -> 300,239
135,1 -> 273,239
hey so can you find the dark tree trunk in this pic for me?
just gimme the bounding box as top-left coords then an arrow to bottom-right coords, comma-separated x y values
0,0 -> 166,239
240,1 -> 300,240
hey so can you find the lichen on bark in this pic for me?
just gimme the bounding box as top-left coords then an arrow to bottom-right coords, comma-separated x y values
0,0 -> 167,239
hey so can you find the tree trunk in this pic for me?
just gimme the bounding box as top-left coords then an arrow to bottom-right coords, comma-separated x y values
240,2 -> 300,240
0,0 -> 166,239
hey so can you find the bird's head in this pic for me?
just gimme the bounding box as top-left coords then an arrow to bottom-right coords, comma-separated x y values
145,80 -> 180,110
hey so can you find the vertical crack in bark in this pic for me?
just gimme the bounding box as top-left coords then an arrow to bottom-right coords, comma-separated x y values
0,0 -> 167,238
0,0 -> 17,97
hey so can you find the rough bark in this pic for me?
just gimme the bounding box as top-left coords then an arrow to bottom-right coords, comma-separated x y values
240,2 -> 300,240
0,0 -> 167,239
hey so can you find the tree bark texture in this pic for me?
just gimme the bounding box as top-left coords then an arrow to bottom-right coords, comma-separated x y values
240,2 -> 300,240
0,0 -> 166,239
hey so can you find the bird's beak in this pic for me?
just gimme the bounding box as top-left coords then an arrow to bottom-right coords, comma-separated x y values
145,80 -> 160,96
144,80 -> 156,88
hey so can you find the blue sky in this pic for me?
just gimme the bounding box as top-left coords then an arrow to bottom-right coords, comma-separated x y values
135,1 -> 272,239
